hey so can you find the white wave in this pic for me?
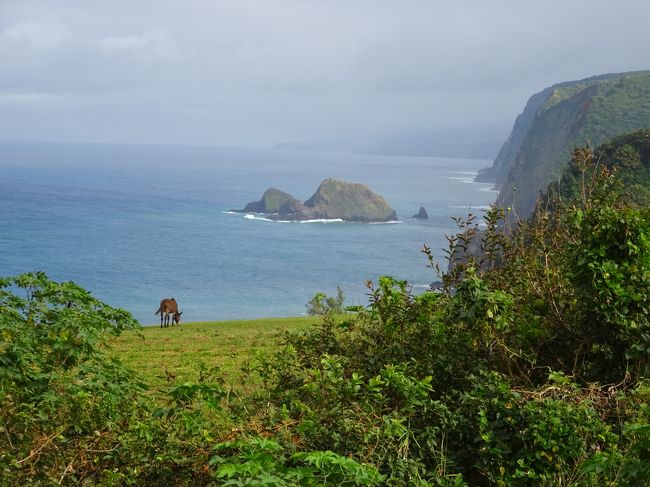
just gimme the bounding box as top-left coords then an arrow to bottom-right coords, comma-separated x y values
299,218 -> 344,224
243,215 -> 400,224
223,210 -> 239,214
243,213 -> 273,222
446,176 -> 476,184
265,218 -> 344,224
271,218 -> 345,223
412,284 -> 432,289
446,171 -> 498,187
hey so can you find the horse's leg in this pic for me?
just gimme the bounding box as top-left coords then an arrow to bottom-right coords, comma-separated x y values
160,312 -> 163,328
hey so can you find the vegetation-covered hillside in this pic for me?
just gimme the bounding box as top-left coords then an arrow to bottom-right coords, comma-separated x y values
545,130 -> 650,208
478,70 -> 650,218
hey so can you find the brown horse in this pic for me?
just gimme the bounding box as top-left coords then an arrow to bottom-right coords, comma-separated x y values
155,298 -> 183,328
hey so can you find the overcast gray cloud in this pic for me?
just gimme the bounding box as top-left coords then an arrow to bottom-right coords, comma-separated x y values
1,0 -> 649,146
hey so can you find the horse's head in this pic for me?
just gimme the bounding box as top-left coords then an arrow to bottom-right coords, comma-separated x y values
174,311 -> 183,324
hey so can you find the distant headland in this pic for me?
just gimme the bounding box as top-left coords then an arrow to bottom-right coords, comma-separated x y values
476,69 -> 650,218
231,178 -> 398,223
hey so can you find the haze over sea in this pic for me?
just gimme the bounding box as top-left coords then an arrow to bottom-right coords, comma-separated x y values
0,142 -> 497,324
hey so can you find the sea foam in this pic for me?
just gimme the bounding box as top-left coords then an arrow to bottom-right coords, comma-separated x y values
298,218 -> 344,224
243,213 -> 273,222
242,215 -> 399,224
445,171 -> 480,184
271,218 -> 345,224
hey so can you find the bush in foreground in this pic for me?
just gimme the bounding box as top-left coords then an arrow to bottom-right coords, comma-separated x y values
254,146 -> 650,485
0,273 -> 379,485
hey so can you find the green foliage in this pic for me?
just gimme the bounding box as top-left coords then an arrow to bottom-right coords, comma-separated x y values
540,140 -> 650,381
568,202 -> 650,380
0,273 -> 384,485
450,372 -> 617,485
549,130 -> 650,207
210,437 -> 384,486
0,272 -> 144,483
306,286 -> 345,316
580,75 -> 650,145
252,143 -> 650,485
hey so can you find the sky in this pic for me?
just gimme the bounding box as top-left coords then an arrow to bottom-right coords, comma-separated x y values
1,0 -> 649,147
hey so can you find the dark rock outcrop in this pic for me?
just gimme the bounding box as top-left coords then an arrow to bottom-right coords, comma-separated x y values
233,179 -> 398,222
412,207 -> 429,219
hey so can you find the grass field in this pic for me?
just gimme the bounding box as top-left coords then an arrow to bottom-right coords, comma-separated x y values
109,316 -> 321,391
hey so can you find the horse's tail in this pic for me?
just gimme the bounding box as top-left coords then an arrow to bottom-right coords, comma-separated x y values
154,306 -> 162,315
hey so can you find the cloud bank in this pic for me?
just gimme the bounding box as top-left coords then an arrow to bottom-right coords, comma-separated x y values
1,0 -> 649,146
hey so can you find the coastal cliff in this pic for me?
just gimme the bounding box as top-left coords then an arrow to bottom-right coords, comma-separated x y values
479,70 -> 650,217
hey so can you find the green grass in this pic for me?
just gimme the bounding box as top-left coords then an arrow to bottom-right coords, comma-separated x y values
109,316 -> 321,391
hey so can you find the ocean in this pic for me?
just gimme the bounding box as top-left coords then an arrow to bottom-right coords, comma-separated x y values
0,142 -> 497,324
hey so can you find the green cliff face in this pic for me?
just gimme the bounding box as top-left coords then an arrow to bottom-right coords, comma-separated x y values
481,70 -> 650,218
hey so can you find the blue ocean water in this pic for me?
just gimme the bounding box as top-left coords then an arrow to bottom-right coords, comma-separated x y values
0,142 -> 497,324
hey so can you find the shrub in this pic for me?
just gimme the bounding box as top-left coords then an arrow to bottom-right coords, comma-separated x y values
210,437 -> 384,486
253,145 -> 650,485
0,272 -> 144,483
306,286 -> 346,316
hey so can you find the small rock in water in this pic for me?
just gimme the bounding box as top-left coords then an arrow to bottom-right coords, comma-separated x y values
413,206 -> 429,219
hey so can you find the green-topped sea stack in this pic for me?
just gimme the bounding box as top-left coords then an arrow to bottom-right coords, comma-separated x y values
233,178 -> 397,222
